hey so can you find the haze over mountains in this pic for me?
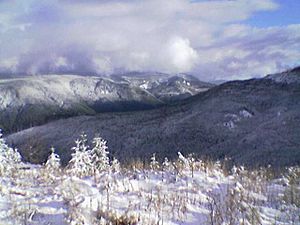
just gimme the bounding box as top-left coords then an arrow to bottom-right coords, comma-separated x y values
3,67 -> 300,168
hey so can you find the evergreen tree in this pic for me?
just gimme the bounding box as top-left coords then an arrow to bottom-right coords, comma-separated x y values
68,133 -> 93,177
0,129 -> 21,175
162,157 -> 173,172
111,157 -> 120,173
45,147 -> 61,171
91,136 -> 110,173
150,153 -> 159,171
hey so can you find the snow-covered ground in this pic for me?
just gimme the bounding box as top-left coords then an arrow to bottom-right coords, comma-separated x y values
1,160 -> 299,225
1,132 -> 299,225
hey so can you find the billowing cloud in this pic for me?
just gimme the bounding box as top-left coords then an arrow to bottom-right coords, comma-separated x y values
165,37 -> 199,73
0,0 -> 299,80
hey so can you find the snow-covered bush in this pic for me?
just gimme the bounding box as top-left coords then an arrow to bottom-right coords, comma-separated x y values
111,157 -> 120,174
162,157 -> 173,172
283,167 -> 300,207
67,133 -> 93,177
0,129 -> 22,176
91,136 -> 110,173
97,209 -> 138,225
150,153 -> 159,171
176,152 -> 196,177
43,146 -> 61,181
45,147 -> 61,171
207,181 -> 262,225
178,152 -> 189,168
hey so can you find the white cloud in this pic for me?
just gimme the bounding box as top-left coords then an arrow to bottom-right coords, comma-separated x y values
54,57 -> 68,68
0,57 -> 18,72
93,57 -> 113,75
0,0 -> 298,80
165,36 -> 199,73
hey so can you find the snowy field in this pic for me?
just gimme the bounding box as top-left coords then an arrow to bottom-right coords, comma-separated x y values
1,133 -> 300,225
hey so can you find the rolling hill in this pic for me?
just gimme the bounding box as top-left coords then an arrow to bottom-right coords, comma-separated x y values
6,68 -> 300,168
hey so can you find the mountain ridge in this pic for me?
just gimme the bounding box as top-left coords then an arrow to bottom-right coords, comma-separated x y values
0,73 -> 212,133
6,68 -> 300,168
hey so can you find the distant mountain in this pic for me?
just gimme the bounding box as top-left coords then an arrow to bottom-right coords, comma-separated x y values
6,68 -> 300,168
0,73 -> 212,133
265,66 -> 300,84
111,72 -> 214,101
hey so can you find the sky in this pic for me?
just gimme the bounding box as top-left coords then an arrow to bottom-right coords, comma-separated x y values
0,0 -> 299,80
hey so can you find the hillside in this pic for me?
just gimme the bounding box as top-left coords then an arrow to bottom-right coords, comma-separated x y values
6,68 -> 300,167
0,73 -> 211,133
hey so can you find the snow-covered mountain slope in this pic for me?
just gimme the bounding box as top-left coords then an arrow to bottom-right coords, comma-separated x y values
0,74 -> 161,110
0,73 -> 212,133
6,69 -> 300,167
265,66 -> 300,84
111,72 -> 214,101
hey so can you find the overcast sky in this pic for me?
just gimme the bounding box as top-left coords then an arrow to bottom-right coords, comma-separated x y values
0,0 -> 299,80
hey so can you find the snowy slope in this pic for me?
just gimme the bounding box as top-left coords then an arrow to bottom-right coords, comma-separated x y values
265,66 -> 300,84
0,160 -> 299,225
7,73 -> 300,167
112,72 -> 214,101
0,74 -> 161,109
0,73 -> 212,133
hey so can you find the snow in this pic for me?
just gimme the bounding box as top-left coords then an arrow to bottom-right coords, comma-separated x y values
0,133 -> 299,224
0,161 -> 299,225
0,74 -> 212,116
239,109 -> 253,118
224,110 -> 253,130
0,74 -> 160,110
224,120 -> 236,129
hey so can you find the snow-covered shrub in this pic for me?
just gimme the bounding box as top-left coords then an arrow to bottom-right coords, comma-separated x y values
45,147 -> 61,171
162,157 -> 173,172
97,209 -> 138,225
178,152 -> 189,168
176,152 -> 196,177
150,153 -> 159,171
67,133 -> 93,177
0,129 -> 22,176
283,167 -> 300,207
10,202 -> 37,225
207,181 -> 262,225
91,136 -> 110,173
43,147 -> 61,181
111,157 -> 120,174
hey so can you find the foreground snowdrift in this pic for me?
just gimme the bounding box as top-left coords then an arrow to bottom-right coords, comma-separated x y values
0,161 -> 299,225
1,132 -> 299,224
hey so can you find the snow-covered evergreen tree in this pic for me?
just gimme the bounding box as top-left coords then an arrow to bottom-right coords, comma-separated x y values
45,147 -> 61,171
150,153 -> 159,171
91,136 -> 110,173
0,129 -> 21,175
68,133 -> 93,177
111,157 -> 120,173
162,157 -> 173,172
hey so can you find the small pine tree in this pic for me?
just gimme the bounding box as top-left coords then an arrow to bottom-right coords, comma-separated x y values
45,147 -> 61,171
0,129 -> 21,175
162,157 -> 173,172
68,133 -> 93,177
111,157 -> 120,174
91,136 -> 110,173
150,153 -> 159,171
